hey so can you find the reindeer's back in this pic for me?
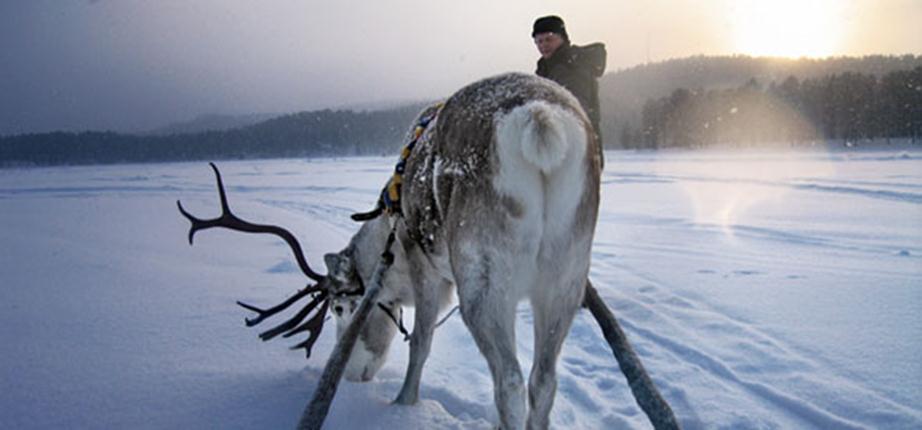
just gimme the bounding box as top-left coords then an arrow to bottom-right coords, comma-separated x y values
402,73 -> 600,275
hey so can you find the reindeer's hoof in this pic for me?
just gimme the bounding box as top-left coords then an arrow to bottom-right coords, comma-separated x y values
392,393 -> 419,406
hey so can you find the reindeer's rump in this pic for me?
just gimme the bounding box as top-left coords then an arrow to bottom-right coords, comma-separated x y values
401,72 -> 601,263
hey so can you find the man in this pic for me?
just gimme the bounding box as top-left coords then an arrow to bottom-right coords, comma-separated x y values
533,15 -> 606,162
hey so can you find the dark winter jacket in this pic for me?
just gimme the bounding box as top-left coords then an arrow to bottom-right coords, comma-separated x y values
536,42 -> 607,137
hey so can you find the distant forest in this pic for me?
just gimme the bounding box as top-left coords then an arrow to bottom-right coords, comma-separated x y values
626,66 -> 922,149
0,104 -> 427,166
598,54 -> 922,149
2,55 -> 921,166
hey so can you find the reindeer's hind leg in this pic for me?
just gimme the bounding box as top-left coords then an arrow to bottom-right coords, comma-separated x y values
455,252 -> 528,430
527,274 -> 585,429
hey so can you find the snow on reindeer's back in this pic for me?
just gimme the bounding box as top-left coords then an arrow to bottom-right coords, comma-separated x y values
431,73 -> 588,173
400,72 -> 594,246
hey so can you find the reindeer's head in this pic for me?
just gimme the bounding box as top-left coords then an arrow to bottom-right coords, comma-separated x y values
322,228 -> 404,381
177,163 -> 402,382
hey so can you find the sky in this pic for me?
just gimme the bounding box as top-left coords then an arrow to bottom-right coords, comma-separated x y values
1,0 -> 920,135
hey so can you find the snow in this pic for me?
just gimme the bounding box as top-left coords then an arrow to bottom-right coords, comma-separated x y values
2,149 -> 920,429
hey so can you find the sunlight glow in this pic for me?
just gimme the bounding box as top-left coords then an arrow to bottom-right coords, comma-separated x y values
731,0 -> 844,58
671,153 -> 837,237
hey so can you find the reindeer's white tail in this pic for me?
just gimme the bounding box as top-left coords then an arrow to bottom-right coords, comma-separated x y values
497,100 -> 587,174
492,97 -> 591,249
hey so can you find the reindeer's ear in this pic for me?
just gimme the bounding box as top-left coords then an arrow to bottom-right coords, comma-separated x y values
323,253 -> 341,273
324,251 -> 355,282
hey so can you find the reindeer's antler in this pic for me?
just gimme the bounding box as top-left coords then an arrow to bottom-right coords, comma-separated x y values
245,286 -> 329,352
177,162 -> 325,282
177,162 -> 331,358
237,283 -> 325,327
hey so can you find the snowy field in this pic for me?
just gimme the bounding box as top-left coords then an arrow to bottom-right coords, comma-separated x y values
2,148 -> 920,429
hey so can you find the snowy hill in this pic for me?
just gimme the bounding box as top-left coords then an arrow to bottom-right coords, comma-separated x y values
144,113 -> 282,136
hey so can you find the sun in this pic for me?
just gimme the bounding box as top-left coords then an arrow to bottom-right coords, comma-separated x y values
731,0 -> 844,58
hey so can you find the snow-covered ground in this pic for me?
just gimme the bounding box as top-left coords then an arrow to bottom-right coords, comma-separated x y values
2,149 -> 920,429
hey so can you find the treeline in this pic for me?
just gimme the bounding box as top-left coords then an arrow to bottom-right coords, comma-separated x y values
3,55 -> 922,167
0,105 -> 426,166
600,54 -> 922,148
623,66 -> 922,149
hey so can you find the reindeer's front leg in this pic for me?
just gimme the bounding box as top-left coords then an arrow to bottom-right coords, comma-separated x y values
393,242 -> 445,405
393,288 -> 441,404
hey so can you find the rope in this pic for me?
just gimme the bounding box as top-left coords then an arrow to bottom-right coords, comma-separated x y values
379,304 -> 460,342
435,305 -> 460,329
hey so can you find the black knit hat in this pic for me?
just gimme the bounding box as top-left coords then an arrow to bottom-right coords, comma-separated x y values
532,15 -> 569,41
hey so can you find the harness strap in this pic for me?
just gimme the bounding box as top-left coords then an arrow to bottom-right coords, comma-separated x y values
381,103 -> 443,215
379,303 -> 461,343
351,102 -> 444,221
377,302 -> 411,341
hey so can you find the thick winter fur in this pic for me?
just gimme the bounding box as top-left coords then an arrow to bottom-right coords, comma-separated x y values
323,73 -> 601,429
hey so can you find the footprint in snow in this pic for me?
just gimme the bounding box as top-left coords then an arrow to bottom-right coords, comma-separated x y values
638,285 -> 656,294
731,270 -> 763,276
562,357 -> 597,377
265,260 -> 296,274
664,296 -> 695,309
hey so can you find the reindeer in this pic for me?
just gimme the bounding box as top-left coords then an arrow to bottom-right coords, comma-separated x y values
179,72 -> 678,429
328,72 -> 600,425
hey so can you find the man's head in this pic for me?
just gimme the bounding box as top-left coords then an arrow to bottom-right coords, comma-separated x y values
532,15 -> 569,59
